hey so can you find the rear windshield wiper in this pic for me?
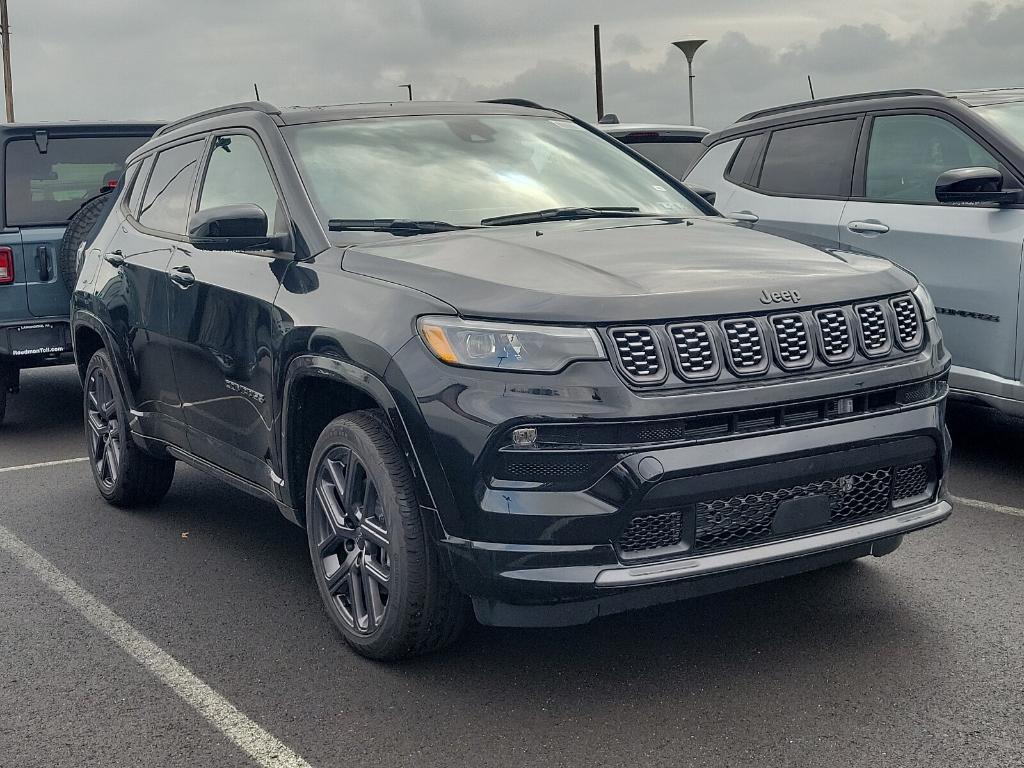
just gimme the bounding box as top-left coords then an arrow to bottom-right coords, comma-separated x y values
480,206 -> 654,227
328,219 -> 475,235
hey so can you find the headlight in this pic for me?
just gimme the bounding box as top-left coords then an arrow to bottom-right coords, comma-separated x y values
418,316 -> 606,372
913,284 -> 936,321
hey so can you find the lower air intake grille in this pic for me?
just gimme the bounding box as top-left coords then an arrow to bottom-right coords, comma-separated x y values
892,463 -> 929,502
610,327 -> 663,383
857,303 -> 891,356
619,510 -> 684,553
891,295 -> 924,350
721,318 -> 768,374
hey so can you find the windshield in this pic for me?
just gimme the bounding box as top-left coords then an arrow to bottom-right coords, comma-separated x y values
974,102 -> 1024,150
4,135 -> 149,226
285,115 -> 702,227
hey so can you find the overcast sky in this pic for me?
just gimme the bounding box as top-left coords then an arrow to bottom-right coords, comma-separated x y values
9,0 -> 1024,129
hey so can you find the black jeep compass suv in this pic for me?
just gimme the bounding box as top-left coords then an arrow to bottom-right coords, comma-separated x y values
72,99 -> 952,659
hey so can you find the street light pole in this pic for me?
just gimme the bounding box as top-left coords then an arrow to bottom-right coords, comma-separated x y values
672,39 -> 706,125
0,0 -> 14,122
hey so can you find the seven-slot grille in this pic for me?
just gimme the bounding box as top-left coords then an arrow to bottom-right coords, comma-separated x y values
610,327 -> 663,383
771,314 -> 813,369
815,308 -> 854,362
721,318 -> 768,374
607,294 -> 922,386
668,322 -> 719,380
891,295 -> 924,350
856,302 -> 892,356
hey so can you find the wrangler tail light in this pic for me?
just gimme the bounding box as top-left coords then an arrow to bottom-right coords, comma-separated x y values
0,247 -> 13,284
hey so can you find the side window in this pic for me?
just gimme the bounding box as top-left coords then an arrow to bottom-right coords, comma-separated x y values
758,120 -> 859,197
197,134 -> 284,234
125,155 -> 153,218
724,134 -> 763,185
138,139 -> 205,235
865,114 -> 1003,204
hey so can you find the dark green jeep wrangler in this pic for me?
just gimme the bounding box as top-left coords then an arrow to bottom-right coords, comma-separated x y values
0,122 -> 158,422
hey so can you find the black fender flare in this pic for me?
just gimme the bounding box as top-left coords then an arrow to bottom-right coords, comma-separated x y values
71,310 -> 138,415
278,354 -> 441,524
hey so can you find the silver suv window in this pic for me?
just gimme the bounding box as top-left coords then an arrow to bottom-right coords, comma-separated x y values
865,114 -> 1001,204
758,120 -> 859,197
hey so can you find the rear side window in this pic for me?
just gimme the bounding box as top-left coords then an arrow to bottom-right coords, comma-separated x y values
125,155 -> 154,218
724,134 -> 763,184
758,120 -> 859,197
4,135 -> 149,226
138,139 -> 205,235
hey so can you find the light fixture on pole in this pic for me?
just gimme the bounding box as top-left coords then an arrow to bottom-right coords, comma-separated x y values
672,39 -> 706,125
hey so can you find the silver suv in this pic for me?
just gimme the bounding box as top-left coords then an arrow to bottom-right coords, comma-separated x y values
686,88 -> 1024,417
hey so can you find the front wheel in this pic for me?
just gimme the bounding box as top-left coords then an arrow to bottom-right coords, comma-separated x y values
306,410 -> 466,660
84,349 -> 176,506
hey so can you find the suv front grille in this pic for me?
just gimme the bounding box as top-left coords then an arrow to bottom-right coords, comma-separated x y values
607,293 -> 923,388
610,327 -> 664,384
668,322 -> 719,380
721,318 -> 768,374
771,313 -> 813,369
891,295 -> 924,350
616,462 -> 934,556
856,302 -> 892,356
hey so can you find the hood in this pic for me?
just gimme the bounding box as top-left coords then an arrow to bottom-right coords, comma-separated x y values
341,218 -> 916,323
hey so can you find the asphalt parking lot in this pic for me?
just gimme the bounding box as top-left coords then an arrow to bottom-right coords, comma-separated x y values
1,366 -> 1022,768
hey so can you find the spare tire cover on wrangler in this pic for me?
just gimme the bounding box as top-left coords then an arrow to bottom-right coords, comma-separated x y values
59,191 -> 116,294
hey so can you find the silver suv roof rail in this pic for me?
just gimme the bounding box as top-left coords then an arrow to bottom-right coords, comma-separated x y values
154,101 -> 280,137
737,89 -> 947,123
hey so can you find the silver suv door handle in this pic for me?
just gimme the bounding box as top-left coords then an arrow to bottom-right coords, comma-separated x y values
847,220 -> 890,234
169,264 -> 195,288
729,211 -> 759,224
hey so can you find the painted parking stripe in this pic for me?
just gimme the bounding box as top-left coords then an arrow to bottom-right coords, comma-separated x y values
951,495 -> 1024,519
0,523 -> 314,768
0,456 -> 89,473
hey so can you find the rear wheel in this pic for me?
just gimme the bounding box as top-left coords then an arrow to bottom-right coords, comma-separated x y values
306,410 -> 466,660
84,349 -> 175,506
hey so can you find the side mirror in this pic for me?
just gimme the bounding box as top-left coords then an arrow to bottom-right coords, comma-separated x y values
188,204 -> 289,252
935,166 -> 1021,206
685,183 -> 717,207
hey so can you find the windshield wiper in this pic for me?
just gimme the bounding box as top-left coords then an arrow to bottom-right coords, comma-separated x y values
480,206 -> 654,227
328,218 -> 475,235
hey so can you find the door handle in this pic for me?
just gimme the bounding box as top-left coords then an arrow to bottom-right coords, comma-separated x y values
728,211 -> 760,224
104,250 -> 126,267
169,264 -> 195,288
847,220 -> 890,234
36,245 -> 51,281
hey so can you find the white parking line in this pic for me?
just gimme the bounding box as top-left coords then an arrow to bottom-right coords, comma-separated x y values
951,495 -> 1024,519
0,523 -> 314,768
0,456 -> 89,473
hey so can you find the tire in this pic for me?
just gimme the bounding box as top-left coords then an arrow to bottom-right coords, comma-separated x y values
59,192 -> 114,294
84,349 -> 175,507
305,410 -> 467,660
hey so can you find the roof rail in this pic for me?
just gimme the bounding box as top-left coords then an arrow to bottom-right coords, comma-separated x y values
480,98 -> 549,110
154,101 -> 280,136
737,89 -> 947,122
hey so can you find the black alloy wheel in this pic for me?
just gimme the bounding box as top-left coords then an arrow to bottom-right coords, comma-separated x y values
86,364 -> 123,492
311,445 -> 392,634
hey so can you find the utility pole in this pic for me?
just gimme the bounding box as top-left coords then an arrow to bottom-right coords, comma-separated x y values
593,24 -> 604,121
1,0 -> 14,122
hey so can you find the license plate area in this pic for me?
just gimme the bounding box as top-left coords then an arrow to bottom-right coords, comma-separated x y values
7,323 -> 70,357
